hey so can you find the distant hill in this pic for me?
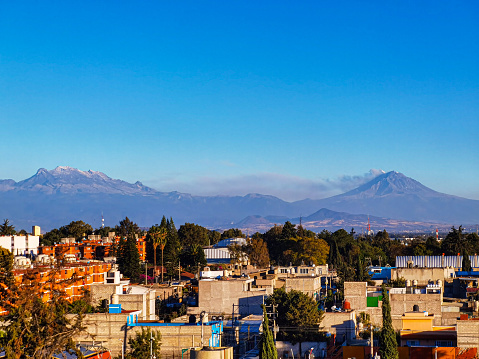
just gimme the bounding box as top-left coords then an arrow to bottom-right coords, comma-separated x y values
0,167 -> 477,231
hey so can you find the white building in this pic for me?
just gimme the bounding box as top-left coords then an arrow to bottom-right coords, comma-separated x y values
0,235 -> 40,256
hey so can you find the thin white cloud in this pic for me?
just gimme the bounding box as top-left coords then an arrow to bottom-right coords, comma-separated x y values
145,169 -> 385,202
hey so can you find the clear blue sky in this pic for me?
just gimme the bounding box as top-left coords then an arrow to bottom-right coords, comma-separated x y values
1,1 -> 478,201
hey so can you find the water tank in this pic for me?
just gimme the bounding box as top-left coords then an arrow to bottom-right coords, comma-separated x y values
190,347 -> 233,359
101,299 -> 109,309
406,279 -> 411,287
111,294 -> 119,304
437,279 -> 443,287
189,314 -> 197,324
413,304 -> 419,312
343,300 -> 351,310
412,279 -> 418,286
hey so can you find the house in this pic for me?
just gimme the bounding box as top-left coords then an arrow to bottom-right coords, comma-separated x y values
194,277 -> 272,316
399,310 -> 456,347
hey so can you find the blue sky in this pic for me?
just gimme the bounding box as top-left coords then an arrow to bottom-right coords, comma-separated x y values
1,1 -> 478,201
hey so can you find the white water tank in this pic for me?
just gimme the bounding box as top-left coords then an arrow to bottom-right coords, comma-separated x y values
111,294 -> 119,304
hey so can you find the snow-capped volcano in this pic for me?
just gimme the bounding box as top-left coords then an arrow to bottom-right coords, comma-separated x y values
3,166 -> 156,195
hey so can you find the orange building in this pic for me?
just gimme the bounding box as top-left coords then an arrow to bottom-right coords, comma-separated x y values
38,235 -> 147,261
13,262 -> 113,302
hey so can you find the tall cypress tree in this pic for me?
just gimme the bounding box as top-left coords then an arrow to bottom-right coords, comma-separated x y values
164,218 -> 181,277
379,286 -> 398,359
260,305 -> 277,359
118,234 -> 141,282
462,249 -> 472,272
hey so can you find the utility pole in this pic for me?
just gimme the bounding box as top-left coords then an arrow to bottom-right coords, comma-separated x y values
370,324 -> 373,359
272,304 -> 277,342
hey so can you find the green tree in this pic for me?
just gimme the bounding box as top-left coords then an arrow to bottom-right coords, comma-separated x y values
0,265 -> 89,358
267,288 -> 323,355
59,220 -> 93,241
0,246 -> 14,294
208,230 -> 222,245
118,234 -> 141,281
245,238 -> 270,268
281,221 -> 297,240
441,226 -> 466,256
221,228 -> 245,239
462,249 -> 472,272
116,217 -> 141,239
260,304 -> 277,359
228,243 -> 246,265
150,226 -> 167,283
164,218 -> 181,277
0,219 -> 16,236
125,327 -> 161,359
94,226 -> 115,238
178,223 -> 209,247
298,237 -> 329,265
379,286 -> 398,359
41,228 -> 62,246
180,244 -> 206,271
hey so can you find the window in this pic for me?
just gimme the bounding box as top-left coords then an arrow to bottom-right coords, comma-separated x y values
406,340 -> 420,347
435,341 -> 453,347
300,268 -> 308,274
280,269 -> 288,273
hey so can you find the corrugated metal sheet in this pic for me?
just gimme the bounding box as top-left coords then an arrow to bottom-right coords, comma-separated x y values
204,248 -> 231,259
396,255 -> 479,268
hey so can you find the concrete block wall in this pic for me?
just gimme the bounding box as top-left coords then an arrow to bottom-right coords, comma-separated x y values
390,293 -> 442,329
344,282 -> 367,311
198,279 -> 271,316
74,313 -> 214,357
321,311 -> 357,341
457,320 -> 479,348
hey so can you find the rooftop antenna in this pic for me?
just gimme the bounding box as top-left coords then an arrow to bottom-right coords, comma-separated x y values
101,213 -> 105,229
367,215 -> 374,236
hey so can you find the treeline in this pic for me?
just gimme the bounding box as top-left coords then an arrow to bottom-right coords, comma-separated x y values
34,217 -> 479,283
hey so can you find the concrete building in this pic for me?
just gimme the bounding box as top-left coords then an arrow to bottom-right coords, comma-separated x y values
195,277 -> 272,316
321,310 -> 357,342
0,234 -> 39,256
391,267 -> 455,286
284,276 -> 322,297
343,281 -> 445,329
90,268 -> 178,320
399,311 -> 456,347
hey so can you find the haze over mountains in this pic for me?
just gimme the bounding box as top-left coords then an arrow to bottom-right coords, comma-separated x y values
0,167 -> 477,232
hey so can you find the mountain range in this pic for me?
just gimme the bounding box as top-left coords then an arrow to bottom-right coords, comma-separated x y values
0,167 -> 478,233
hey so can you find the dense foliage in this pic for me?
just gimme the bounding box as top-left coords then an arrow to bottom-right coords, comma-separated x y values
0,250 -> 91,358
124,327 -> 161,359
267,288 -> 323,348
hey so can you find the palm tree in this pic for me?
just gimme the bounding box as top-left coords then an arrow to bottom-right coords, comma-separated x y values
151,228 -> 167,283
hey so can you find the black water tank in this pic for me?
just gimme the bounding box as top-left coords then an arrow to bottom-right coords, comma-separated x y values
413,304 -> 419,312
189,314 -> 197,324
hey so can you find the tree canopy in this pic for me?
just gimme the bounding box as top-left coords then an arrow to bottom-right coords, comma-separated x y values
0,219 -> 16,236
267,288 -> 323,350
